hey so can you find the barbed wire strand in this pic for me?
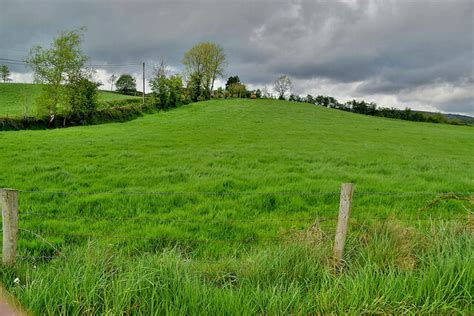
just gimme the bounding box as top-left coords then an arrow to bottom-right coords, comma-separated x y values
18,213 -> 468,223
17,189 -> 474,196
19,214 -> 331,223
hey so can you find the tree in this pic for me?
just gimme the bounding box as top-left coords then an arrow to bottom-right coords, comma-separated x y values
149,61 -> 169,107
108,74 -> 117,91
115,74 -> 136,94
315,95 -> 339,108
168,75 -> 184,107
228,82 -> 247,98
186,72 -> 203,102
273,75 -> 292,100
149,61 -> 184,109
182,42 -> 226,99
225,76 -> 240,90
305,94 -> 314,104
65,78 -> 100,119
0,65 -> 11,83
215,87 -> 225,99
26,27 -> 90,122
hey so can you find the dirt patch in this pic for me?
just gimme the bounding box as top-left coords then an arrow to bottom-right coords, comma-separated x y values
0,287 -> 25,316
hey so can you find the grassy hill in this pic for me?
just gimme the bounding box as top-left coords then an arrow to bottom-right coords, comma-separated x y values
0,99 -> 472,314
0,83 -> 141,117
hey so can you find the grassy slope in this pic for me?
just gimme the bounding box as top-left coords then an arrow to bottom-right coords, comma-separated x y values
0,83 -> 140,116
0,99 -> 472,314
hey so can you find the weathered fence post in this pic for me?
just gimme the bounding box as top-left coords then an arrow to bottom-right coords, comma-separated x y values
1,189 -> 18,266
333,183 -> 354,267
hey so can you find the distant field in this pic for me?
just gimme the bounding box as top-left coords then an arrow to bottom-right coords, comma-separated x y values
0,83 -> 141,117
0,99 -> 472,314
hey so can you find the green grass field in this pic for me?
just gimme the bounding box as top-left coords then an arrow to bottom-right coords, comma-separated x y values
0,83 -> 141,117
0,99 -> 472,314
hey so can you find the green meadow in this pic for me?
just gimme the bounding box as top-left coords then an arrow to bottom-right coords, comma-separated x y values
0,83 -> 141,117
0,99 -> 472,314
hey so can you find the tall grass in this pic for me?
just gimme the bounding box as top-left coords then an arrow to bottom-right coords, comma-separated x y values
1,221 -> 472,314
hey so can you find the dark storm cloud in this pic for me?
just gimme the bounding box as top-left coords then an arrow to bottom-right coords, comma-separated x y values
1,0 -> 473,114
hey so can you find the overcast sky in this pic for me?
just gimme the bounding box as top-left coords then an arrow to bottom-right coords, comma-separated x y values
1,0 -> 473,115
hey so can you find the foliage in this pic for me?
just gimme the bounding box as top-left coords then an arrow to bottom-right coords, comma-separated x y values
26,28 -> 90,122
0,99 -> 146,130
286,93 -> 469,125
289,94 -> 301,102
227,82 -> 247,98
214,87 -> 225,99
186,72 -> 203,102
0,99 -> 472,313
148,61 -> 184,110
182,42 -> 226,99
115,74 -> 137,94
274,75 -> 292,100
0,64 -> 12,83
225,76 -> 240,90
64,78 -> 100,118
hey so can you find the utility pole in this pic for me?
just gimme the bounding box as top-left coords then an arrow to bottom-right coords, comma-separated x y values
142,62 -> 145,106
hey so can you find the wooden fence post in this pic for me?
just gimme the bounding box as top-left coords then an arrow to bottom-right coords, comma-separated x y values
1,189 -> 18,266
333,183 -> 354,267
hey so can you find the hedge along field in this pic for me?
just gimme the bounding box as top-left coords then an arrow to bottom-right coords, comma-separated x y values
0,99 -> 473,314
0,83 -> 141,117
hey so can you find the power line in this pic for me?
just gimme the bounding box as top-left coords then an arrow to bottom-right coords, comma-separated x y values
0,57 -> 142,68
0,57 -> 25,62
0,61 -> 28,66
88,63 -> 142,67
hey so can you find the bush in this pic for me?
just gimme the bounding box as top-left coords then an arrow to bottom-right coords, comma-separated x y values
0,102 -> 145,131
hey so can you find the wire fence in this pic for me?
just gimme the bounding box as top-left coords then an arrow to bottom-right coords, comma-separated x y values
17,189 -> 474,196
2,188 -> 472,263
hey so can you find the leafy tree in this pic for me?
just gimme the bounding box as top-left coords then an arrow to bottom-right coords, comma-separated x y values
186,72 -> 203,102
149,61 -> 169,107
228,82 -> 247,98
273,75 -> 292,100
116,74 -> 136,94
65,78 -> 100,123
225,76 -> 240,90
0,65 -> 11,83
255,89 -> 262,98
215,87 -> 225,99
315,95 -> 339,108
289,94 -> 302,102
149,61 -> 184,109
26,27 -> 90,122
305,94 -> 314,104
182,42 -> 226,99
168,75 -> 184,107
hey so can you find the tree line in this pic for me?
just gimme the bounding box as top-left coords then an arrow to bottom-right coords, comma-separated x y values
286,95 -> 461,124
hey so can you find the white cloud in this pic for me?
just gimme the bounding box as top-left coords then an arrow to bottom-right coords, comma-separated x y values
10,72 -> 33,83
